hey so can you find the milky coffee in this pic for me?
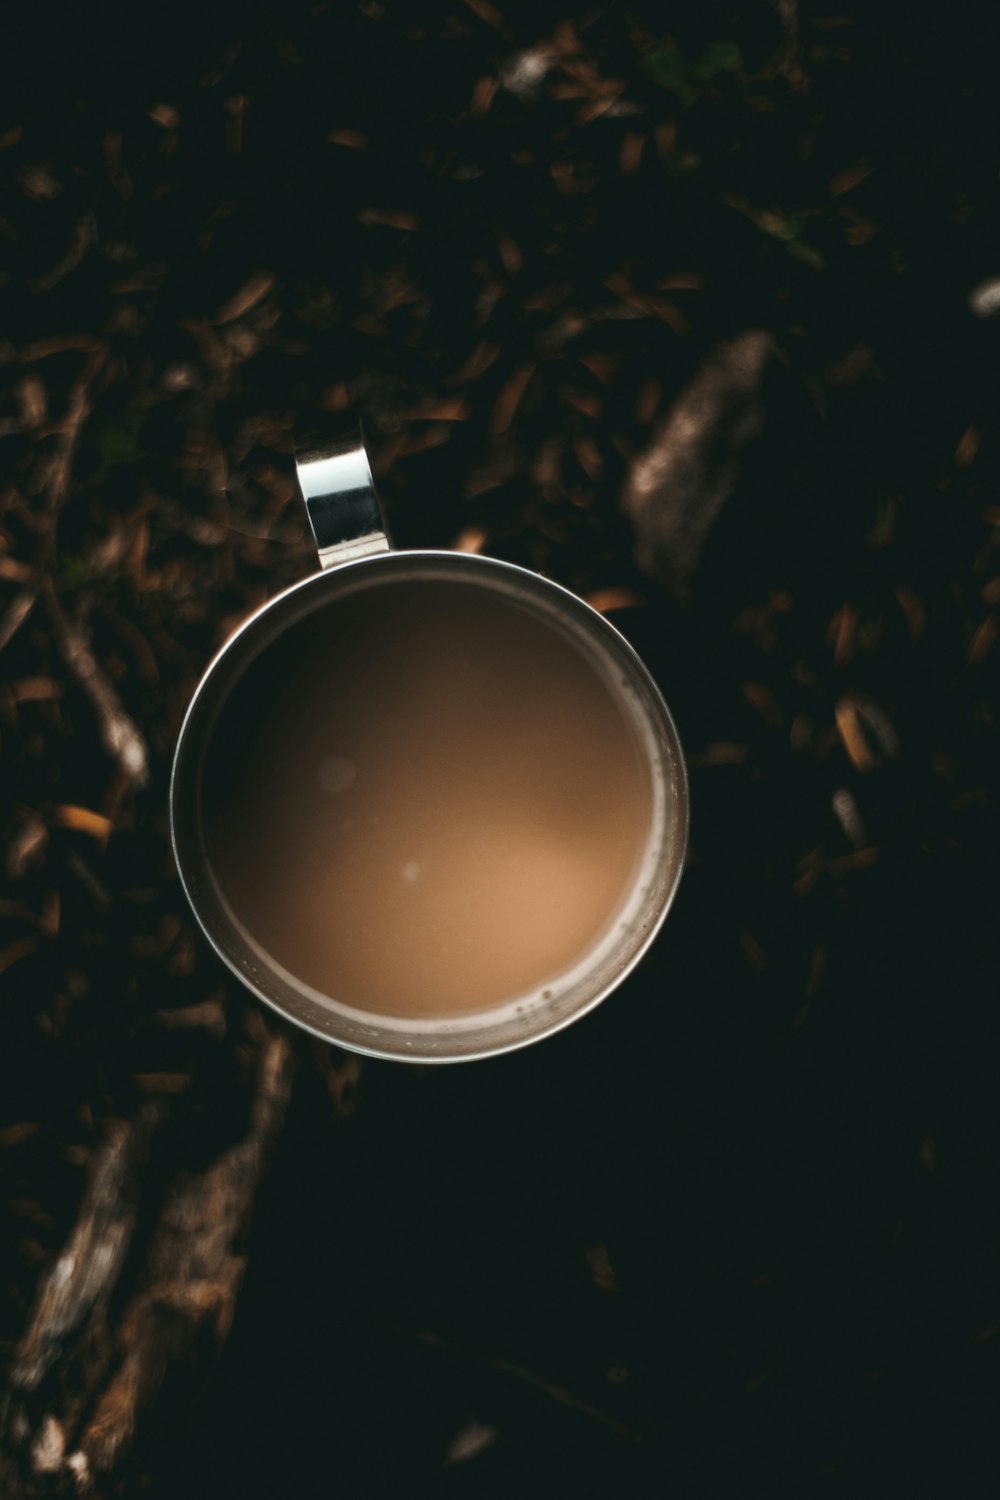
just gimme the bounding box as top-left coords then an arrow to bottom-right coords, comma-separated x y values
201,576 -> 654,1019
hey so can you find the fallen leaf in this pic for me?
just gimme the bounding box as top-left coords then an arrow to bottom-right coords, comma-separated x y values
895,586 -> 925,640
452,342 -> 501,384
955,426 -> 980,467
491,363 -> 536,434
619,132 -> 645,174
470,76 -> 498,114
132,1073 -> 193,1095
12,677 -> 61,702
835,698 -> 875,771
0,590 -> 37,652
326,128 -> 367,148
413,398 -> 471,422
53,805 -> 114,843
585,587 -> 641,614
0,938 -> 37,974
461,0 -> 505,30
496,233 -> 522,275
829,602 -> 858,665
454,526 -> 487,554
444,1420 -> 499,1467
215,272 -> 275,324
148,103 -> 180,129
357,207 -> 419,231
829,162 -> 873,197
969,616 -> 997,664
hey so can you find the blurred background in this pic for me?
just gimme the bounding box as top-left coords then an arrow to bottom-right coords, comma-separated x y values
2,1 -> 999,1493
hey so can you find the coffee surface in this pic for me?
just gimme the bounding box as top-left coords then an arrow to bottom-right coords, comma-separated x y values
202,578 -> 653,1018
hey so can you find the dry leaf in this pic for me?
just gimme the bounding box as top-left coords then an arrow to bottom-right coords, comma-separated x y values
619,132 -> 645,175
659,272 -> 704,290
454,526 -> 487,554
954,426 -> 980,467
829,603 -> 858,666
497,233 -> 522,275
470,76 -> 498,114
829,162 -> 873,197
452,342 -> 500,384
969,616 -> 997,664
0,558 -> 41,584
414,398 -> 470,422
357,208 -> 419,231
0,937 -> 37,975
215,272 -> 275,324
131,1073 -> 193,1095
835,698 -> 875,771
562,387 -> 603,419
739,931 -> 766,973
326,128 -> 367,148
12,677 -> 61,702
148,103 -> 180,129
491,362 -> 535,434
461,0 -> 505,29
53,805 -> 114,843
0,591 -> 37,652
573,434 -> 603,480
585,587 -> 640,615
895,586 -> 925,640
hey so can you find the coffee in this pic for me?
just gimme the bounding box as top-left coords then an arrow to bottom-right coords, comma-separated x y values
201,577 -> 654,1019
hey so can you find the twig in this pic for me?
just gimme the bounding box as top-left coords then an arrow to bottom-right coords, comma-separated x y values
32,214 -> 96,293
0,590 -> 37,654
621,329 -> 774,598
44,590 -> 150,790
768,0 -> 808,89
5,1107 -> 164,1397
44,347 -> 108,520
0,1105 -> 165,1496
0,1030 -> 295,1496
73,1028 -> 294,1481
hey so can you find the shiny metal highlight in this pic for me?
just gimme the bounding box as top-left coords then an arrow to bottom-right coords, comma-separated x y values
295,425 -> 389,568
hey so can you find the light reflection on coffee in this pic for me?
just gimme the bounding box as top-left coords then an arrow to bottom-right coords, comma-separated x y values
201,579 -> 653,1018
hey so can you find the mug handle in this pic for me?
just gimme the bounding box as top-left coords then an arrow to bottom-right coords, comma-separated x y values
294,424 -> 391,569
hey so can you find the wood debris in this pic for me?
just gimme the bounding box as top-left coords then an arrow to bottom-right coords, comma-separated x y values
622,331 -> 773,597
2,1033 -> 293,1492
45,594 -> 149,790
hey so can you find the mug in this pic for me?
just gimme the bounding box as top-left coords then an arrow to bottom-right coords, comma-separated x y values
170,428 -> 689,1062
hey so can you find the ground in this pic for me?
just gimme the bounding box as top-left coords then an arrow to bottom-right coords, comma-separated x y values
1,2 -> 999,1494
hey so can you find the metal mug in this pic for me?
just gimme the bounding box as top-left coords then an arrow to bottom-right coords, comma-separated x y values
170,427 -> 689,1062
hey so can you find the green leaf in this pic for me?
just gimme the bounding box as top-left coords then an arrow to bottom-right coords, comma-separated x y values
96,410 -> 145,472
787,239 -> 826,270
57,553 -> 91,588
643,44 -> 696,105
758,211 -> 804,241
695,41 -> 744,79
669,150 -> 704,174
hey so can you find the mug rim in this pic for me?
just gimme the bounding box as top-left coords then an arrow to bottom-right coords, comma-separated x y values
170,549 -> 689,1062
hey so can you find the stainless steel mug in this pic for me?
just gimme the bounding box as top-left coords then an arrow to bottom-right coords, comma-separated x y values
170,428 -> 689,1062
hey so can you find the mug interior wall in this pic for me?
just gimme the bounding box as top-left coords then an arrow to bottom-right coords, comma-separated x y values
171,552 -> 688,1061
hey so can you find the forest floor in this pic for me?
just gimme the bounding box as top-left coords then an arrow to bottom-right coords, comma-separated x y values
2,2 -> 999,1494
